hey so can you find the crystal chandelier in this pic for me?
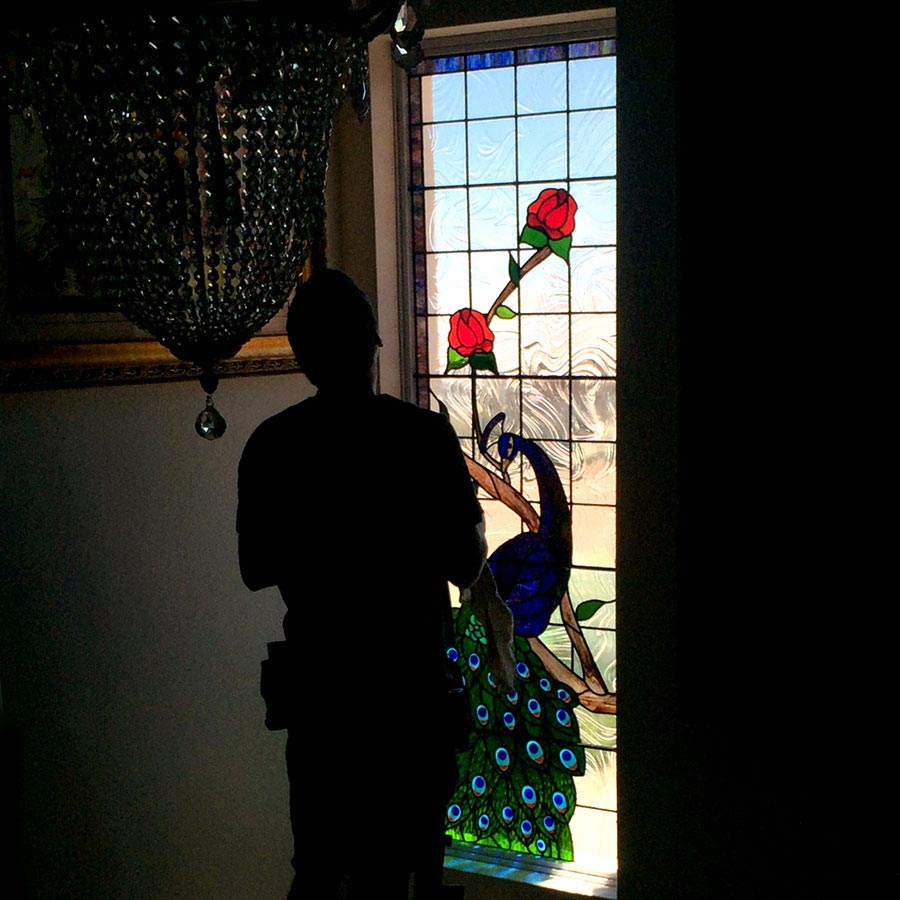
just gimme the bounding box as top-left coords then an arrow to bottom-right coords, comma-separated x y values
1,5 -> 421,438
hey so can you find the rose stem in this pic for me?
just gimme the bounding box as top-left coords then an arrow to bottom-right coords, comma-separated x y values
485,245 -> 552,324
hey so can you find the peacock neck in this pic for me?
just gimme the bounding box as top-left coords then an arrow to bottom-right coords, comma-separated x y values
518,438 -> 572,556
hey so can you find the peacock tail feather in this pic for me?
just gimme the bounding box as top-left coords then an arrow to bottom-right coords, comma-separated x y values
446,606 -> 585,861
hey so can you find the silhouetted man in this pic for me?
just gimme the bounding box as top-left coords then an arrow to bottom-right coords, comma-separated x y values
236,268 -> 486,899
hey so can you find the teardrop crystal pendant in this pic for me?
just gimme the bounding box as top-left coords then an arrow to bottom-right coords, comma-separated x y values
195,395 -> 227,440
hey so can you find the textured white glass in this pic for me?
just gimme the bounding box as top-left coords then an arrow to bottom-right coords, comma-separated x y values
573,505 -> 615,568
570,109 -> 616,179
470,250 -> 512,310
572,441 -> 616,505
572,379 -> 616,441
571,180 -> 616,246
467,66 -> 515,119
570,247 -> 616,312
518,113 -> 567,182
425,188 -> 468,252
517,60 -> 567,114
571,313 -> 616,377
569,56 -> 616,110
521,378 -> 570,440
520,313 -> 570,377
424,123 -> 467,187
568,567 -> 616,628
467,117 -> 517,185
469,185 -> 517,250
520,439 -> 570,505
427,376 -> 473,437
426,252 -> 470,314
517,249 -> 570,314
421,72 -> 465,122
580,748 -> 617,810
569,808 -> 617,871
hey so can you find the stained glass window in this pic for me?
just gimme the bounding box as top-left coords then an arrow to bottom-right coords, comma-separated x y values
406,35 -> 618,878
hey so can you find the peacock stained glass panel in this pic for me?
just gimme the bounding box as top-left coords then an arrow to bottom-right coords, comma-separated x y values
409,38 -> 617,872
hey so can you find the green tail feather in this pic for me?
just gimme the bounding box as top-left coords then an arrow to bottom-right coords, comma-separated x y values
446,607 -> 585,861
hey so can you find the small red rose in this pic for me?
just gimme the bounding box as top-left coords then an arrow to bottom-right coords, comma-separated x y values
449,308 -> 494,357
526,188 -> 577,240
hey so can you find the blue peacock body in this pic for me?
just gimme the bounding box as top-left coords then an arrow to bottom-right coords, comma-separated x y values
447,413 -> 584,860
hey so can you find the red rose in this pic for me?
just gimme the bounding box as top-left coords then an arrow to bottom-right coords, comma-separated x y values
526,188 -> 577,240
449,308 -> 494,357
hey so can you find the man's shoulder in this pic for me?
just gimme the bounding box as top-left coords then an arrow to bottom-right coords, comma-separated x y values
241,398 -> 315,452
375,394 -> 458,436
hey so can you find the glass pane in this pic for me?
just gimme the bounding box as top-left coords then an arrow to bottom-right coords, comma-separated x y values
575,711 -> 617,750
570,109 -> 616,179
572,505 -> 615,568
570,247 -> 616,312
517,249 -> 570,314
575,627 -> 616,692
572,379 -> 616,441
570,180 -> 616,246
520,439 -> 570,505
471,250 -> 513,311
581,748 -> 617,809
469,185 -> 517,250
428,376 -> 473,437
569,56 -> 616,110
572,442 -> 616,505
466,50 -> 515,71
518,113 -> 567,182
467,66 -> 515,119
568,567 -> 616,628
421,71 -> 465,122
425,188 -> 468,252
571,313 -> 616,377
569,808 -> 617,871
521,378 -> 570,440
520,313 -> 570,377
481,497 -> 525,553
517,60 -> 567,114
426,252 -> 470,314
467,117 -> 516,185
424,122 -> 467,187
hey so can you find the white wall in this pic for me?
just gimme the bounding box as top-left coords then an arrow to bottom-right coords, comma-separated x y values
0,373 -> 312,900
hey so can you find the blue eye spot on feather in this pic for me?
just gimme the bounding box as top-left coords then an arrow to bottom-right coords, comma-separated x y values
495,747 -> 510,771
468,653 -> 481,671
559,748 -> 578,771
487,672 -> 497,688
552,791 -> 568,814
542,816 -> 557,834
447,804 -> 461,823
447,647 -> 459,662
471,775 -> 487,796
521,819 -> 533,838
502,711 -> 516,730
539,677 -> 551,692
516,661 -> 530,679
521,785 -> 537,808
506,689 -> 519,704
502,805 -> 515,824
527,698 -> 542,717
526,740 -> 545,764
476,704 -> 490,726
555,709 -> 572,727
536,839 -> 547,853
557,687 -> 571,704
478,814 -> 490,830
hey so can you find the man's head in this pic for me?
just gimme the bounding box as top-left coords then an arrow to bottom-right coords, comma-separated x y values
287,268 -> 382,391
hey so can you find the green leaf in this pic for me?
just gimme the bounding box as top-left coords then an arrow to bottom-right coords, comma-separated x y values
446,346 -> 469,370
495,305 -> 517,319
574,599 -> 607,622
519,224 -> 549,249
508,253 -> 521,286
437,398 -> 450,419
548,235 -> 572,262
468,351 -> 498,374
